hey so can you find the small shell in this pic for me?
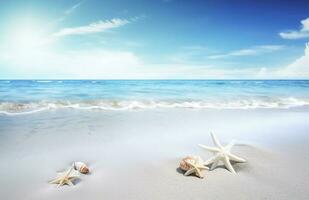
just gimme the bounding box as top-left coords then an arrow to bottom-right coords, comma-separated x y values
179,156 -> 203,171
73,162 -> 89,174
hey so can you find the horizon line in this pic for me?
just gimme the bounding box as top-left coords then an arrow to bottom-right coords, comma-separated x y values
0,79 -> 309,81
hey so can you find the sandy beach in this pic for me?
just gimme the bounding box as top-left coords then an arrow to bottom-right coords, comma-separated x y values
0,108 -> 308,200
1,0 -> 309,198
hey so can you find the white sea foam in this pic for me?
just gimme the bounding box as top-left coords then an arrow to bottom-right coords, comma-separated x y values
35,80 -> 53,83
0,108 -> 48,116
0,97 -> 309,116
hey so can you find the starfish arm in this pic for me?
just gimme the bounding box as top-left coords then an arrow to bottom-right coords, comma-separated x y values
210,132 -> 223,148
198,165 -> 209,170
58,179 -> 65,187
210,160 -> 219,170
228,153 -> 246,162
195,168 -> 203,178
203,156 -> 217,166
225,140 -> 235,152
49,178 -> 60,184
184,160 -> 195,167
70,176 -> 79,179
198,144 -> 220,153
223,155 -> 236,174
184,168 -> 195,176
68,172 -> 79,178
66,167 -> 74,176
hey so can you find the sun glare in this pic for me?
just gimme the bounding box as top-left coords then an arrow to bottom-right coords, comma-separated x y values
9,21 -> 51,51
15,28 -> 41,48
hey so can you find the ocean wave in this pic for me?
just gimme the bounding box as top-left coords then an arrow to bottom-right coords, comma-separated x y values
0,80 -> 11,83
0,98 -> 309,115
35,80 -> 53,83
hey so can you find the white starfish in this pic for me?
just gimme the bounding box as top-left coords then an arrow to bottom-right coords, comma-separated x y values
199,132 -> 246,174
49,167 -> 79,187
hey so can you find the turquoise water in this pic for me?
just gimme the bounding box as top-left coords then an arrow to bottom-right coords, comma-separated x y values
0,80 -> 309,114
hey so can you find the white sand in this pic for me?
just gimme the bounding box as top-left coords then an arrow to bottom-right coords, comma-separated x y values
0,108 -> 308,200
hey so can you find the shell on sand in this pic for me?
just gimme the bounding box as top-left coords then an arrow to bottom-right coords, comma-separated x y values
179,156 -> 204,171
73,162 -> 89,174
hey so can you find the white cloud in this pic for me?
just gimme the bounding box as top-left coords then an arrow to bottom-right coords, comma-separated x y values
1,46 -> 305,79
65,2 -> 82,15
53,2 -> 83,24
257,45 -> 285,51
208,45 -> 285,59
53,18 -> 130,37
276,42 -> 309,77
280,17 -> 309,39
169,46 -> 207,63
0,44 -> 269,79
0,48 -> 141,79
181,45 -> 208,51
139,64 -> 261,79
251,43 -> 309,79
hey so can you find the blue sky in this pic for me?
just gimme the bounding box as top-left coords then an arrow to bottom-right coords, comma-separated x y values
0,0 -> 309,79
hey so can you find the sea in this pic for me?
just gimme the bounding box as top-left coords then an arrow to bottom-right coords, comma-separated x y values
0,80 -> 309,115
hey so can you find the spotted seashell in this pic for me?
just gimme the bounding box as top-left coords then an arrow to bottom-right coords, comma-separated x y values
179,156 -> 203,171
73,162 -> 89,174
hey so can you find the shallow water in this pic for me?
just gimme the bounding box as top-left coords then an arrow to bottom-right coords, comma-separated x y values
1,80 -> 309,114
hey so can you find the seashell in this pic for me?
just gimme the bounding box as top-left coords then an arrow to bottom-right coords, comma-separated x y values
179,156 -> 203,171
72,161 -> 89,174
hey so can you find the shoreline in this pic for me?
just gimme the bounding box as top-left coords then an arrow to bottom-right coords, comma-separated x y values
2,104 -> 309,116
